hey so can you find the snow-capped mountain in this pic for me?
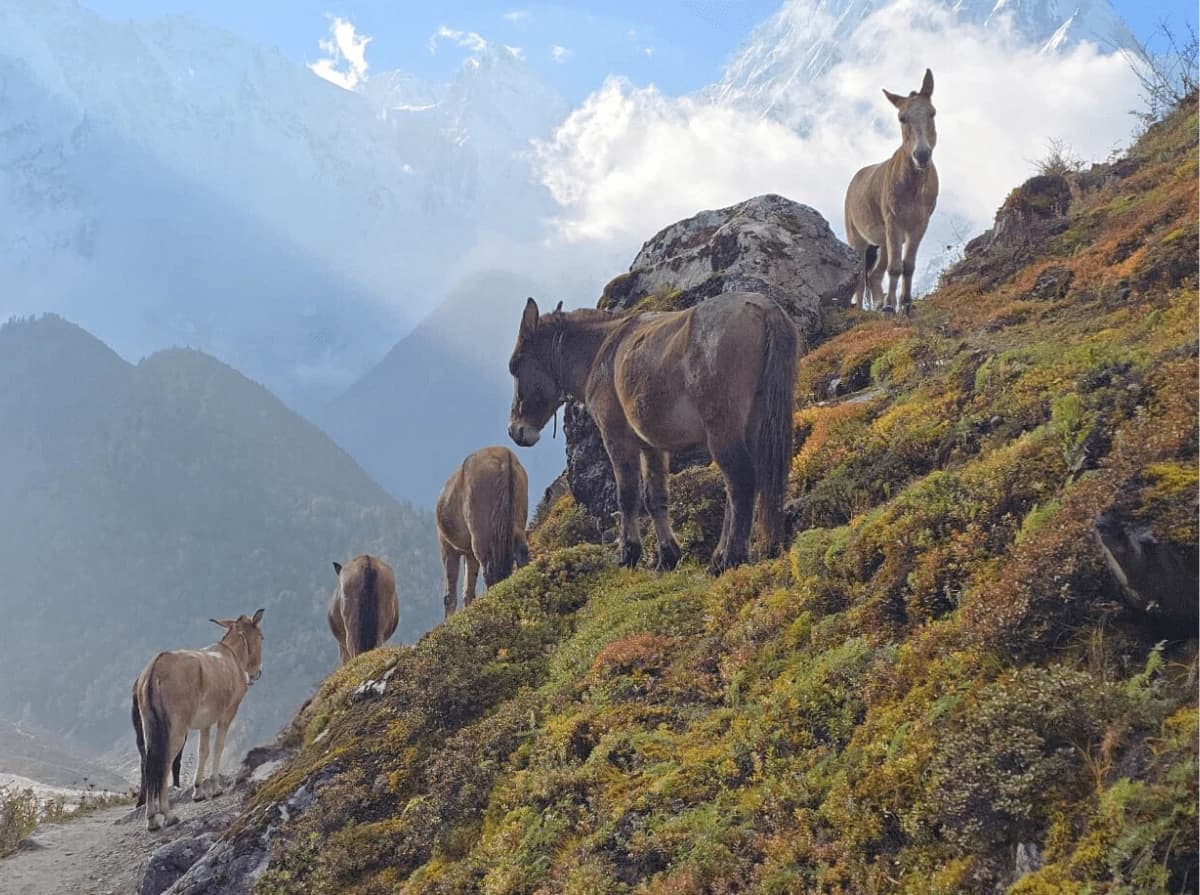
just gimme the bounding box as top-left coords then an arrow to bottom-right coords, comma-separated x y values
714,0 -> 1141,125
0,0 -> 566,409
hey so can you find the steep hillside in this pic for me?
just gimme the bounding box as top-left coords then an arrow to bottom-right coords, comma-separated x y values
0,316 -> 443,752
184,102 -> 1196,894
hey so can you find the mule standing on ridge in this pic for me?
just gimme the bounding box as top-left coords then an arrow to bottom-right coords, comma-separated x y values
328,554 -> 399,663
508,292 -> 797,573
132,610 -> 263,831
844,68 -> 939,314
436,446 -> 530,617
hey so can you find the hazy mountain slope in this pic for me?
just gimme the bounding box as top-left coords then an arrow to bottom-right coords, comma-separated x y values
323,271 -> 573,509
0,315 -> 443,752
188,98 -> 1196,894
714,0 -> 1140,124
0,0 -> 566,410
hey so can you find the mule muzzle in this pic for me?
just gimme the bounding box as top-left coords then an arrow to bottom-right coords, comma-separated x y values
248,669 -> 262,685
912,148 -> 932,169
508,422 -> 541,447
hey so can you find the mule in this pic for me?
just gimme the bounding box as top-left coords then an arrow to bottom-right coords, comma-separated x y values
328,554 -> 399,663
507,292 -> 797,572
844,68 -> 939,314
133,610 -> 263,830
436,445 -> 530,617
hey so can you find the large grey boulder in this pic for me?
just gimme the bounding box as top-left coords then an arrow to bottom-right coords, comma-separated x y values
599,193 -> 858,334
565,194 -> 857,523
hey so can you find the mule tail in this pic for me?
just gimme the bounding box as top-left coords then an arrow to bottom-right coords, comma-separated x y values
139,664 -> 171,812
483,453 -> 517,585
751,307 -> 799,555
348,557 -> 380,656
132,688 -> 146,807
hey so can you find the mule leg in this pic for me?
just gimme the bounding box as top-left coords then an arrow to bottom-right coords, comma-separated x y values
710,438 -> 756,573
868,242 -> 888,312
714,491 -> 733,563
900,220 -> 929,315
884,221 -> 904,312
464,556 -> 481,607
846,230 -> 871,309
440,536 -> 462,619
609,441 -> 644,569
192,727 -> 210,800
209,722 -> 229,797
640,447 -> 681,571
157,724 -> 188,828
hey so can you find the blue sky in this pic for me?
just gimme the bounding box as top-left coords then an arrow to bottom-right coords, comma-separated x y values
76,0 -> 1200,102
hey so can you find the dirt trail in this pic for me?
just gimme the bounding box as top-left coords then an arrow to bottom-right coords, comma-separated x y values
0,788 -> 239,895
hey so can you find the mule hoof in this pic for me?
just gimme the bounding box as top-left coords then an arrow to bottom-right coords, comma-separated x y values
192,788 -> 207,802
163,813 -> 181,828
147,814 -> 162,832
656,543 -> 682,572
619,541 -> 642,569
880,306 -> 895,315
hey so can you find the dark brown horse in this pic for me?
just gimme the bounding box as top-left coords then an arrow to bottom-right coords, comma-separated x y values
844,68 -> 939,314
508,292 -> 797,572
328,554 -> 399,663
436,446 -> 530,617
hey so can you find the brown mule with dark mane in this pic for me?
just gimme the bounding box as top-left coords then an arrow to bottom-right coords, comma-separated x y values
844,68 -> 939,314
507,292 -> 798,573
436,446 -> 530,618
328,554 -> 399,663
132,610 -> 263,831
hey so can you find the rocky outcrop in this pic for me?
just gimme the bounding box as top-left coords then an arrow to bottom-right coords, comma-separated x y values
567,194 -> 857,524
599,193 -> 857,333
1094,512 -> 1199,622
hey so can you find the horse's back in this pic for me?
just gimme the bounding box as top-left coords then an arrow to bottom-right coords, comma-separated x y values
462,446 -> 528,531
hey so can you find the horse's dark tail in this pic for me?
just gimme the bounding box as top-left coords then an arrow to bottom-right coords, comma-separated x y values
139,663 -> 171,812
349,556 -> 380,655
751,306 -> 799,555
483,452 -> 517,585
132,687 -> 146,807
860,245 -> 878,307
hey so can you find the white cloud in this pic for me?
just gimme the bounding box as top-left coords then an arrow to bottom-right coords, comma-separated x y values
308,16 -> 371,91
430,26 -> 488,54
504,44 -> 525,59
533,0 -> 1143,258
503,10 -> 530,22
551,44 -> 572,63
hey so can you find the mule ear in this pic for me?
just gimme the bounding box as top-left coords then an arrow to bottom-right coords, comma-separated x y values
332,561 -> 342,576
520,297 -> 539,335
554,300 -> 564,313
883,89 -> 905,108
252,608 -> 265,625
920,68 -> 933,97
210,617 -> 234,629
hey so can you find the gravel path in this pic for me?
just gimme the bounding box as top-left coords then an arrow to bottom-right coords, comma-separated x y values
0,787 -> 239,895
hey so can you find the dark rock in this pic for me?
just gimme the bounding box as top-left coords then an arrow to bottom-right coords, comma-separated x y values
1094,512 -> 1199,622
139,833 -> 218,895
163,766 -> 339,895
1025,266 -> 1073,301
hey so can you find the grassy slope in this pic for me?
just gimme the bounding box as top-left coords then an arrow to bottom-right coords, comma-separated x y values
241,103 -> 1198,895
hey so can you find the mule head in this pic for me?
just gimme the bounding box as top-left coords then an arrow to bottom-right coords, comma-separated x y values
211,609 -> 265,683
507,297 -> 564,447
884,68 -> 936,170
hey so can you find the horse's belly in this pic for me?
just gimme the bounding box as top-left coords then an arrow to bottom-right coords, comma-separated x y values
629,393 -> 704,451
189,704 -> 220,730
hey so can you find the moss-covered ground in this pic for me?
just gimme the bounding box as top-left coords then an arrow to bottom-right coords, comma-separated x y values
242,102 -> 1198,894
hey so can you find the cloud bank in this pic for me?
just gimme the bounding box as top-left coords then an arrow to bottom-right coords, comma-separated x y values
534,0 -> 1143,258
308,16 -> 371,90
